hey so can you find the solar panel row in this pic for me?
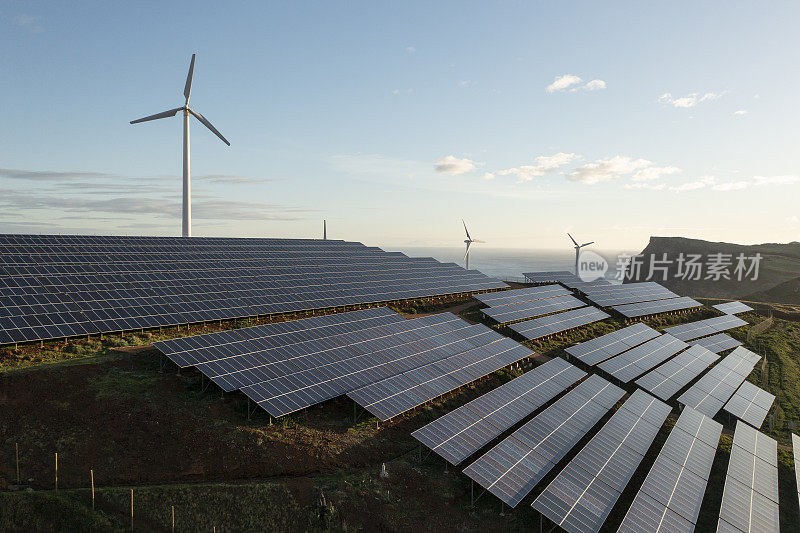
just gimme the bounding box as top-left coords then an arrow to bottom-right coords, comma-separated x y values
717,422 -> 779,532
635,345 -> 720,401
411,358 -> 586,465
0,234 -> 507,345
462,375 -> 624,508
677,347 -> 761,418
618,407 -> 722,533
612,296 -> 703,318
474,285 -> 571,307
713,301 -> 754,315
597,334 -> 688,383
663,315 -> 748,342
532,390 -> 671,533
522,271 -> 577,284
582,282 -> 679,307
508,307 -> 610,341
722,381 -> 775,429
690,333 -> 743,354
565,323 -> 661,366
483,294 -> 585,324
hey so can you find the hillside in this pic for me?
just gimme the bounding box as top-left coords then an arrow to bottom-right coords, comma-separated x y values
628,236 -> 800,303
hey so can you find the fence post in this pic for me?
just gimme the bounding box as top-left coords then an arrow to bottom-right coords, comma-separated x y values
130,489 -> 134,530
90,469 -> 95,509
15,443 -> 19,484
54,453 -> 58,491
172,505 -> 175,532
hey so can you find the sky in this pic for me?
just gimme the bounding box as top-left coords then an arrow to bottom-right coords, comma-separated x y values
2,1 -> 800,253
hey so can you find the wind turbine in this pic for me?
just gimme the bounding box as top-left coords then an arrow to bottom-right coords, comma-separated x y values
462,220 -> 485,271
130,54 -> 230,237
323,220 -> 327,240
568,233 -> 594,275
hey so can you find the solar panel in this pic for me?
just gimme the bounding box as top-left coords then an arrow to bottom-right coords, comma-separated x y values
532,390 -> 671,533
523,271 -> 577,284
717,421 -> 779,532
612,296 -> 703,318
690,333 -> 743,354
474,285 -> 572,307
677,347 -> 761,418
565,323 -> 661,366
617,407 -> 722,533
582,282 -> 680,307
663,315 -> 748,342
713,301 -> 754,315
483,294 -> 585,324
508,307 -> 610,341
411,358 -> 586,465
0,234 -> 507,345
723,381 -> 775,429
635,345 -> 720,400
597,334 -> 688,383
462,375 -> 624,508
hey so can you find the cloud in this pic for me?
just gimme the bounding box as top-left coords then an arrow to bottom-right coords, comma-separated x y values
494,152 -> 578,182
631,166 -> 681,181
787,215 -> 799,224
434,155 -> 478,175
658,91 -> 727,108
568,156 -> 651,184
406,46 -> 415,53
0,168 -> 117,181
713,181 -> 749,191
668,176 -> 717,192
15,14 -> 43,33
482,172 -> 495,180
546,75 -> 606,93
624,182 -> 666,190
752,175 -> 800,186
734,110 -> 748,116
583,79 -> 607,91
546,75 -> 583,93
193,174 -> 277,184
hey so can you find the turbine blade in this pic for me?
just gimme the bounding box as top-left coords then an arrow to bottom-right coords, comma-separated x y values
462,219 -> 472,241
474,240 -> 486,243
582,241 -> 594,247
184,54 -> 196,103
463,242 -> 471,262
188,109 -> 231,146
130,107 -> 183,124
567,233 -> 578,246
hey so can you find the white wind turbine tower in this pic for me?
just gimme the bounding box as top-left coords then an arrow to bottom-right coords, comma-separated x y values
568,233 -> 594,275
130,54 -> 230,237
462,220 -> 485,271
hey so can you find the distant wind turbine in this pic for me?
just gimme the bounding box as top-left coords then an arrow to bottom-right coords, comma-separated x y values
130,54 -> 230,237
323,220 -> 327,240
568,233 -> 594,275
462,220 -> 485,271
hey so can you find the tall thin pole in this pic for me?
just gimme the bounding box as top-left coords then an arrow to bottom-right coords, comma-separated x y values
574,247 -> 579,275
182,108 -> 191,238
90,469 -> 95,509
323,220 -> 327,240
54,453 -> 58,491
15,443 -> 19,484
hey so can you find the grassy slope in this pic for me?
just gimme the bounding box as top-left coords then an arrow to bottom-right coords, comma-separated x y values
2,305 -> 800,531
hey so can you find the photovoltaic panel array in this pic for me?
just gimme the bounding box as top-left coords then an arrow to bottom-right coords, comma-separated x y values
532,390 -> 671,533
483,294 -> 585,325
690,333 -> 743,354
677,347 -> 761,418
618,407 -> 722,533
717,421 -> 779,533
411,358 -> 586,465
508,306 -> 610,341
156,308 -> 535,419
792,434 -> 800,512
474,285 -> 571,307
713,301 -> 754,315
462,375 -> 624,508
582,282 -> 679,307
346,330 -> 536,421
523,271 -> 578,284
663,315 -> 748,342
565,323 -> 661,366
613,296 -> 702,318
635,345 -> 720,401
722,381 -> 775,429
598,334 -> 688,383
0,234 -> 507,345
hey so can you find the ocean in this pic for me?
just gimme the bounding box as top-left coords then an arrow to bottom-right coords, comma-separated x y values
391,247 -> 636,283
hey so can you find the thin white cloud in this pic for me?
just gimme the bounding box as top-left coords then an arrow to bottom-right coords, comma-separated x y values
713,181 -> 749,191
624,182 -> 666,190
15,14 -> 43,33
434,155 -> 478,175
669,176 -> 717,192
753,175 -> 800,186
547,75 -> 583,93
495,152 -> 578,182
547,75 -> 606,93
482,172 -> 495,180
632,166 -> 681,181
734,109 -> 748,116
568,156 -> 651,184
658,91 -> 727,108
